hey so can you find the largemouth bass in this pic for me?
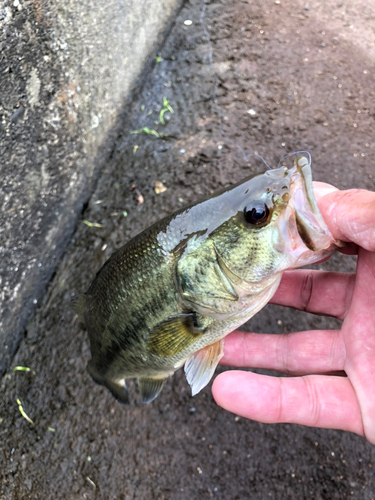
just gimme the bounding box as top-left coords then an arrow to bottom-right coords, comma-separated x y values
77,156 -> 339,404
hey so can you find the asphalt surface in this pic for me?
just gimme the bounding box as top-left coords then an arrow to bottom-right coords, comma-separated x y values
1,0 -> 375,498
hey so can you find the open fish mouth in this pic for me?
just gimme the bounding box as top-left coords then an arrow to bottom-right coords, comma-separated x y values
289,156 -> 334,252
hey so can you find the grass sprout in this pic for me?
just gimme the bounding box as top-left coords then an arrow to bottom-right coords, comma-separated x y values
130,127 -> 166,138
159,97 -> 174,125
83,220 -> 104,228
86,477 -> 96,490
131,127 -> 159,137
16,398 -> 34,425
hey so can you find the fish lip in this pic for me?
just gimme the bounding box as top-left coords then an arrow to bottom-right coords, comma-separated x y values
289,157 -> 335,253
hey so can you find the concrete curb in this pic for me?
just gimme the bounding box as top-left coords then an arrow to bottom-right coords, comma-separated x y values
0,0 -> 182,375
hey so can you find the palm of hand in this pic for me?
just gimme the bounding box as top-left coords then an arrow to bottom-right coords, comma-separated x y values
344,246 -> 375,441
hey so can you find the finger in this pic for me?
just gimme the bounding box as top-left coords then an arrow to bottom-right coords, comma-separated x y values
270,269 -> 355,320
212,371 -> 364,436
220,329 -> 346,374
316,188 -> 375,252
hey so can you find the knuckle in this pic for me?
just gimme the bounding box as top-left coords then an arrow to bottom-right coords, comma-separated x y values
329,331 -> 345,371
303,377 -> 321,427
300,272 -> 314,311
276,334 -> 290,374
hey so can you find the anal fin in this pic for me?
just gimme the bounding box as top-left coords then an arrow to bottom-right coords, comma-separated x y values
138,375 -> 169,403
184,339 -> 224,396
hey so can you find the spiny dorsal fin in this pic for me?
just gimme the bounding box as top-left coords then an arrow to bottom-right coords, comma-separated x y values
147,313 -> 202,358
184,339 -> 224,396
138,375 -> 169,403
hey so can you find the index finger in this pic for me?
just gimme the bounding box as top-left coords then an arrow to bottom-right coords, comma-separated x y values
271,269 -> 355,319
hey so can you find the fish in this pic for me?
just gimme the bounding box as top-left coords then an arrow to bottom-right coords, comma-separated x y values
77,156 -> 339,404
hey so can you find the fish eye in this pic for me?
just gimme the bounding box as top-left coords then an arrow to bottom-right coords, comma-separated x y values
243,201 -> 270,226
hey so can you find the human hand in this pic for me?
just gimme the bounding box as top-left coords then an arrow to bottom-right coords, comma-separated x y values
212,185 -> 375,443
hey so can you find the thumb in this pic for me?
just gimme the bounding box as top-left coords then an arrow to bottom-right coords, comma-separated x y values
315,187 -> 375,252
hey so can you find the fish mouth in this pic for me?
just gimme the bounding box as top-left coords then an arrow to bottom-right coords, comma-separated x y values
289,156 -> 334,252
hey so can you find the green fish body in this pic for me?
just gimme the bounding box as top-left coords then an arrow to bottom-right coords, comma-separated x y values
79,157 -> 338,403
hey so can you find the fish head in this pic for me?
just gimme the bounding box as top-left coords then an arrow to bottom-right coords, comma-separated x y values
209,155 -> 340,284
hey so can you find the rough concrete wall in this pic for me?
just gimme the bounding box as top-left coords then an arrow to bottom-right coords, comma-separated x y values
0,0 -> 181,375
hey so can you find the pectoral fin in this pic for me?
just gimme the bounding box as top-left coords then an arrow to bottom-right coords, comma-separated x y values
138,375 -> 169,403
184,339 -> 224,396
147,313 -> 202,358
